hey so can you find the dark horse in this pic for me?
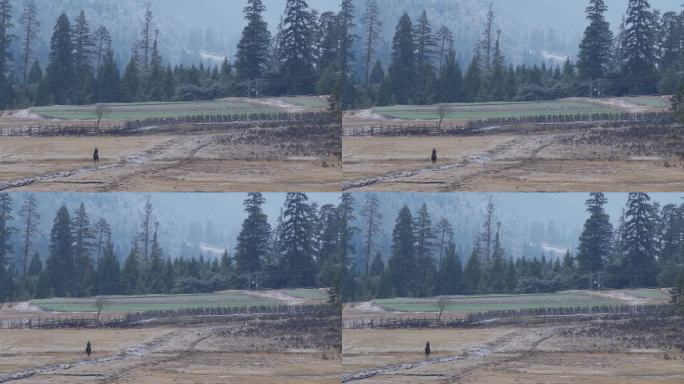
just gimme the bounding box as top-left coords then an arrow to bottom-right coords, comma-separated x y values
431,149 -> 437,165
85,341 -> 92,357
425,341 -> 431,359
93,148 -> 100,164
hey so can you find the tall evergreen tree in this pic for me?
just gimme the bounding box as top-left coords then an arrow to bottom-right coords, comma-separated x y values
576,193 -> 614,274
0,194 -> 13,295
72,203 -> 95,296
577,0 -> 614,81
97,242 -> 120,295
361,194 -> 382,278
438,242 -> 463,295
281,0 -> 316,94
46,13 -> 75,104
46,206 -> 74,297
622,0 -> 657,94
19,0 -> 39,86
18,194 -> 39,279
280,193 -> 316,287
337,0 -> 355,75
388,13 -> 416,104
361,0 -> 381,87
235,0 -> 271,94
387,206 -> 417,297
72,10 -> 95,104
622,193 -> 658,286
235,193 -> 272,289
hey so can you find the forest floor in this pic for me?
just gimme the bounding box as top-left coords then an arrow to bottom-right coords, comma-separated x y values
0,97 -> 341,192
0,315 -> 341,384
342,96 -> 682,192
342,315 -> 684,384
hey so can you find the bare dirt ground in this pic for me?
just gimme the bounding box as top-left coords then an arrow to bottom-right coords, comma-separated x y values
0,128 -> 342,192
342,126 -> 684,192
0,315 -> 341,384
342,316 -> 684,383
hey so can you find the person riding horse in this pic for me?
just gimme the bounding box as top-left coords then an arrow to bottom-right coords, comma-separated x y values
425,341 -> 431,359
431,148 -> 437,165
93,148 -> 100,164
85,341 -> 92,357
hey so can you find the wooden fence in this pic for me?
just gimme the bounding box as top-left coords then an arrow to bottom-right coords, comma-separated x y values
343,304 -> 671,329
344,112 -> 676,137
0,111 -> 337,137
0,304 -> 339,330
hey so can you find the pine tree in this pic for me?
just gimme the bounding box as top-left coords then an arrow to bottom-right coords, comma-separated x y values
46,206 -> 74,297
437,49 -> 463,102
0,0 -> 12,109
0,0 -> 12,78
18,194 -> 39,279
337,0 -> 355,75
72,10 -> 96,104
46,13 -> 75,104
388,13 -> 416,104
145,32 -> 164,100
138,2 -> 154,70
361,194 -> 382,278
93,26 -> 111,74
577,193 -> 614,274
280,193 -> 316,287
577,0 -> 614,81
27,59 -> 42,84
387,205 -> 417,297
439,243 -> 463,295
369,252 -> 384,277
95,49 -> 120,102
97,242 -> 120,295
436,26 -> 454,73
361,0 -> 381,87
145,223 -> 164,293
488,30 -> 506,100
414,10 -> 437,104
463,247 -> 481,294
122,241 -> 140,294
623,193 -> 658,286
463,54 -> 482,102
622,0 -> 657,94
235,193 -> 272,289
281,0 -> 316,94
0,193 -> 13,283
121,53 -> 141,102
236,0 -> 271,93
338,193 -> 356,271
486,224 -> 507,293
72,203 -> 95,296
27,252 -> 42,277
414,203 -> 437,295
19,0 -> 39,86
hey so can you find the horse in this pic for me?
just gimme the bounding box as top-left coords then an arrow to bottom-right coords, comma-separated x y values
93,148 -> 100,164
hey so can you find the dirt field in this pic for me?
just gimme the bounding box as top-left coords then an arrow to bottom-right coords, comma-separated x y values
0,314 -> 341,384
342,127 -> 684,192
342,96 -> 683,192
342,315 -> 684,383
0,128 -> 341,192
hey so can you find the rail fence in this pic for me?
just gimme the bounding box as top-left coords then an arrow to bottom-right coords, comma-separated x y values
0,304 -> 338,330
0,111 -> 337,137
344,112 -> 676,137
343,304 -> 671,329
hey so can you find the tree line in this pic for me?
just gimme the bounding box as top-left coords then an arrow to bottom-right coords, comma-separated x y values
345,0 -> 684,108
0,192 -> 355,302
0,0 -> 356,109
345,193 -> 684,301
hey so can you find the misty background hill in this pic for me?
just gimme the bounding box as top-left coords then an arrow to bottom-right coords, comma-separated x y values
351,0 -> 683,70
9,0 -> 339,69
